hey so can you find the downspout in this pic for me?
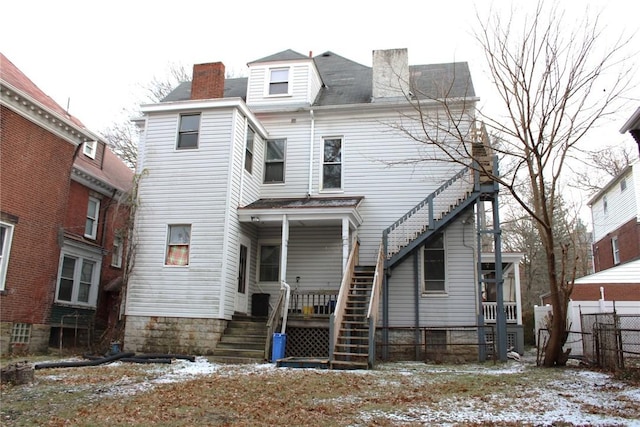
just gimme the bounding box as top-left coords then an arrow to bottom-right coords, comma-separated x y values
280,280 -> 291,334
307,109 -> 315,196
413,250 -> 420,360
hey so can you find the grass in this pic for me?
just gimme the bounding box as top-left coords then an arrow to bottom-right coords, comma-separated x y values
2,354 -> 639,426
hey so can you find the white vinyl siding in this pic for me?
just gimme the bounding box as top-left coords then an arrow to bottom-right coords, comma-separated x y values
591,165 -> 638,241
387,221 -> 476,327
246,61 -> 321,107
257,107 -> 470,264
126,109 -> 237,319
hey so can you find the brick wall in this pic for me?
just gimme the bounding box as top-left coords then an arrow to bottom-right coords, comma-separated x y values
0,107 -> 75,328
593,218 -> 640,272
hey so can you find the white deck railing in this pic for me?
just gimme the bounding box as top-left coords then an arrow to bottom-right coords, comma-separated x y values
483,302 -> 518,323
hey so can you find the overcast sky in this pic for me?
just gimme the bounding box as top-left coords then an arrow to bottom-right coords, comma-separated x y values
2,0 -> 637,134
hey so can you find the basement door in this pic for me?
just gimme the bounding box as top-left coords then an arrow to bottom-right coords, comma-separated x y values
234,235 -> 251,314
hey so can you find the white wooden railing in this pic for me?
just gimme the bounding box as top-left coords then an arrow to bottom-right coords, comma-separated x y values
483,302 -> 518,323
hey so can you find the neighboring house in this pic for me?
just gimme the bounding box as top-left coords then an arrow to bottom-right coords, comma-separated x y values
588,159 -> 640,272
0,53 -> 133,354
621,106 -> 640,156
126,49 -> 523,366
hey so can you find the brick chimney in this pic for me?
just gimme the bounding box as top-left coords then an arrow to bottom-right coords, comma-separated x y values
190,62 -> 225,100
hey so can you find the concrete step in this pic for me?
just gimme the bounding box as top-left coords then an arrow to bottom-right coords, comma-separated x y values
216,340 -> 265,351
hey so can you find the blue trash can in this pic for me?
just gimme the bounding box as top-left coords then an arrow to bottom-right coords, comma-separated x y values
271,333 -> 286,362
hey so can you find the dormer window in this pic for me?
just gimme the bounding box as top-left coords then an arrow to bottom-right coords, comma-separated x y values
268,68 -> 289,95
83,141 -> 97,159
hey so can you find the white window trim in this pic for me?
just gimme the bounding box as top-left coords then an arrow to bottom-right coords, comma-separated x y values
320,136 -> 344,193
264,139 -> 286,184
420,233 -> 448,296
175,113 -> 201,150
111,236 -> 123,268
244,125 -> 255,174
83,140 -> 97,159
265,67 -> 292,97
612,236 -> 620,265
85,197 -> 100,239
256,239 -> 281,283
55,247 -> 102,308
0,221 -> 15,291
164,224 -> 192,267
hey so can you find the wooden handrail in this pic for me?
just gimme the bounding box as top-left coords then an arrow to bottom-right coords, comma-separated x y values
330,238 -> 360,357
367,243 -> 385,367
264,289 -> 285,360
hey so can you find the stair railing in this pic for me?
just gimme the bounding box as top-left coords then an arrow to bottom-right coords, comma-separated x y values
264,288 -> 285,360
367,242 -> 385,367
383,166 -> 473,259
329,237 -> 360,361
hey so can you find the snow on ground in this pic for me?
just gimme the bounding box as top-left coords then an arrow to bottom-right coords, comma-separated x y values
34,356 -> 640,425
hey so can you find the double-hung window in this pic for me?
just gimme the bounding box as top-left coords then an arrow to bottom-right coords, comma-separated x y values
268,68 -> 289,95
258,244 -> 280,282
56,253 -> 99,306
264,139 -> 285,183
0,221 -> 15,291
111,236 -> 123,268
322,137 -> 342,190
612,236 -> 620,265
177,114 -> 200,149
166,225 -> 191,266
83,140 -> 97,159
245,126 -> 255,174
423,233 -> 446,293
85,197 -> 100,239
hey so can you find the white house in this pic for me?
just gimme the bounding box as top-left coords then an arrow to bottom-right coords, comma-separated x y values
124,49 -> 523,367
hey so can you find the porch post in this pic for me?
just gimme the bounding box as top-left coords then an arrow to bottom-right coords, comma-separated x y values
513,261 -> 523,325
281,214 -> 289,282
342,217 -> 349,274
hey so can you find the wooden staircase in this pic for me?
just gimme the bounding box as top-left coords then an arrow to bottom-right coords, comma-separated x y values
331,266 -> 375,369
209,314 -> 267,364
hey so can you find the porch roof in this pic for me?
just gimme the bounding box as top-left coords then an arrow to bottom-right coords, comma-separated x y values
238,196 -> 364,227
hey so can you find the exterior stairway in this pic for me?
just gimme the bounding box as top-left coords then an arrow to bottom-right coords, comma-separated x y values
209,314 -> 267,364
331,266 -> 375,369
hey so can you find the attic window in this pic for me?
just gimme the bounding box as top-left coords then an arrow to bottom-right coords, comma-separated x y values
268,68 -> 289,95
83,141 -> 97,159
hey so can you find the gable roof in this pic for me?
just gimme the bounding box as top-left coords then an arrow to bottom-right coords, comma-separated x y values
161,49 -> 475,106
248,49 -> 310,64
74,145 -> 134,193
1,52 -> 85,129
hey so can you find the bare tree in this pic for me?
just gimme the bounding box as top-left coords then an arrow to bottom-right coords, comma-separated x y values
570,142 -> 636,196
101,63 -> 190,169
393,1 -> 634,366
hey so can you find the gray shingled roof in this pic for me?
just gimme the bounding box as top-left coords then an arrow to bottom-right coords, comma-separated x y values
160,50 -> 475,105
240,196 -> 364,210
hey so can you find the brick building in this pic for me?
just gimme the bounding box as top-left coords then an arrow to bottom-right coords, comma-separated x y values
0,53 -> 133,354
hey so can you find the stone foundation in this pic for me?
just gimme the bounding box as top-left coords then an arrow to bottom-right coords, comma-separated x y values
0,322 -> 50,356
377,328 -> 480,363
124,316 -> 227,355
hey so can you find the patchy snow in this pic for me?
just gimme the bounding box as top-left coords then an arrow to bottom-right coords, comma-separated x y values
28,355 -> 640,425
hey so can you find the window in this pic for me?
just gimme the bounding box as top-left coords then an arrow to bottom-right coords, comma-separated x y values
245,126 -> 255,174
11,323 -> 31,344
56,254 -> 98,306
268,68 -> 289,95
111,236 -> 123,268
85,197 -> 100,239
603,195 -> 608,215
423,233 -> 446,293
177,114 -> 200,149
166,225 -> 191,266
0,222 -> 14,291
264,139 -> 285,183
322,138 -> 342,190
83,140 -> 97,159
258,244 -> 280,282
621,178 -> 627,191
612,236 -> 620,265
